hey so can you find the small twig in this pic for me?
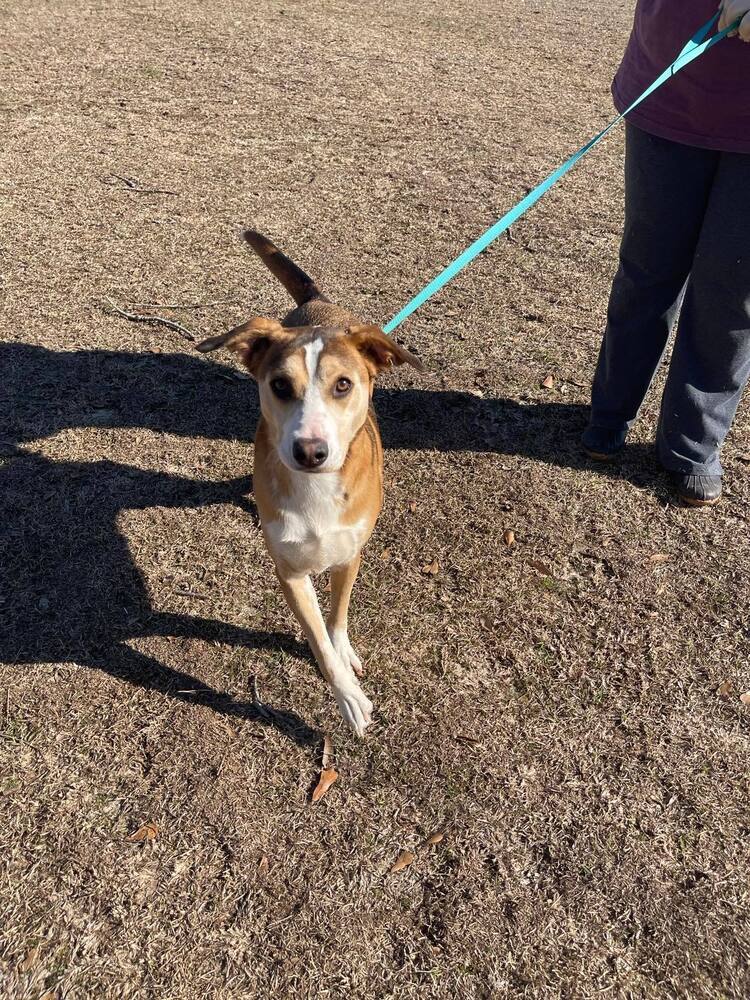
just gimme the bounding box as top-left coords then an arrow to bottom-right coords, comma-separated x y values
100,298 -> 196,341
107,173 -> 138,189
250,675 -> 272,720
173,588 -> 208,600
266,910 -> 299,930
562,379 -> 588,389
105,173 -> 177,195
130,298 -> 240,311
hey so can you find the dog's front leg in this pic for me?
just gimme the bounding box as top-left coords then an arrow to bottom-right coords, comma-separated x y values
327,555 -> 364,677
277,571 -> 373,736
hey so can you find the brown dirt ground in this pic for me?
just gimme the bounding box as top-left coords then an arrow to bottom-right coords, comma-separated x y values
2,1 -> 749,997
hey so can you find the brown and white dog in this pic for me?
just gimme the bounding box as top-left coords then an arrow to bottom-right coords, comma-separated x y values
197,231 -> 423,736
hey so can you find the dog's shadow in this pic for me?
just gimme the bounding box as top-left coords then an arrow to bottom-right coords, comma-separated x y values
1,344 -> 326,746
0,343 -> 664,748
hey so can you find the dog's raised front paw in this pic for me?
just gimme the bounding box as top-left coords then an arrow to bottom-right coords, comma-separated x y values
332,679 -> 373,737
328,627 -> 364,676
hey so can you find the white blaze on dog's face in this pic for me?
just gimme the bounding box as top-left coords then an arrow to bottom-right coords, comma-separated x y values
197,318 -> 424,474
259,330 -> 372,473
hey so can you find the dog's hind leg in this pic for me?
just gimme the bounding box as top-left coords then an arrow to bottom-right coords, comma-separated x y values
326,555 -> 364,677
276,571 -> 373,736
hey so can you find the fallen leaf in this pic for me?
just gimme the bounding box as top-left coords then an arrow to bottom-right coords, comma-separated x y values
390,850 -> 416,874
740,692 -> 750,706
311,767 -> 338,803
408,501 -> 417,513
528,559 -> 554,577
540,374 -> 554,389
127,822 -> 159,843
648,553 -> 671,565
718,680 -> 733,698
40,991 -> 61,1000
502,529 -> 516,547
380,547 -> 392,563
322,576 -> 331,592
423,832 -> 445,846
258,855 -> 269,874
19,946 -> 40,973
322,733 -> 334,770
421,559 -> 440,576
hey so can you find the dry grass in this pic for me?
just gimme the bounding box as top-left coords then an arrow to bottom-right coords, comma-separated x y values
2,1 -> 750,997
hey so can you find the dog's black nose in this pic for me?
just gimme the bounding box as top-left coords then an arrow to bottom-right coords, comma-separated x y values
292,438 -> 329,469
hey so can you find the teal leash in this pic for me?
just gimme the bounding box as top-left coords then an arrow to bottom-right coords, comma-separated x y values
383,13 -> 739,335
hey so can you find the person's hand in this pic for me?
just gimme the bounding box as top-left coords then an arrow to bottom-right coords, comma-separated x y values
719,0 -> 750,41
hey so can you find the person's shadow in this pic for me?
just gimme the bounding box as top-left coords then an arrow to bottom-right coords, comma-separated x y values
0,342 -> 661,746
2,340 -> 661,473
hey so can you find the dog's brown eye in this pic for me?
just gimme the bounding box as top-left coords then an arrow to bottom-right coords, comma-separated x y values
270,377 -> 293,400
334,377 -> 352,397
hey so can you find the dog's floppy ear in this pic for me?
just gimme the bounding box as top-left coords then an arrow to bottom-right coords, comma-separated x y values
348,324 -> 425,376
196,317 -> 290,377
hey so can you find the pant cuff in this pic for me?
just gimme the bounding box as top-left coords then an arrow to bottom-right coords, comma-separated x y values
657,444 -> 722,477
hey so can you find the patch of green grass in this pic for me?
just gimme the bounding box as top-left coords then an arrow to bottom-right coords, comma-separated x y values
534,643 -> 556,666
2,718 -> 36,746
539,575 -> 566,595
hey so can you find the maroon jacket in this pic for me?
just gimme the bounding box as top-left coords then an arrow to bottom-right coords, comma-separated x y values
613,0 -> 750,153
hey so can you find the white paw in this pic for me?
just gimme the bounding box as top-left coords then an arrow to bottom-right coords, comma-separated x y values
328,627 -> 364,676
332,678 -> 373,737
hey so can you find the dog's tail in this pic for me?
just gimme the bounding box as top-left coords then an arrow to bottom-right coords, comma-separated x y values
242,230 -> 325,306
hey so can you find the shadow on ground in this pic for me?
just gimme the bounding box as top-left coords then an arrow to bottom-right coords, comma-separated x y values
3,340 -> 666,475
1,343 -> 327,746
0,343 -> 667,744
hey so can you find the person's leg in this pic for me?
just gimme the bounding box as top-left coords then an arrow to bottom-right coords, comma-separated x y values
656,147 -> 750,496
584,124 -> 718,455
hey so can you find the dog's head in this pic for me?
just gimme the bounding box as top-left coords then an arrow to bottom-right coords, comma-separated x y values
197,319 -> 423,473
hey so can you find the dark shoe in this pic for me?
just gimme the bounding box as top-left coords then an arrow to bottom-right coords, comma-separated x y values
581,425 -> 627,461
671,472 -> 722,507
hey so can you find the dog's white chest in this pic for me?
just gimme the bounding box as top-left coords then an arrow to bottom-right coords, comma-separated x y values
264,473 -> 365,575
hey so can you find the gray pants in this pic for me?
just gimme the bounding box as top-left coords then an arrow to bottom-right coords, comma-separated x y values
589,123 -> 750,476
